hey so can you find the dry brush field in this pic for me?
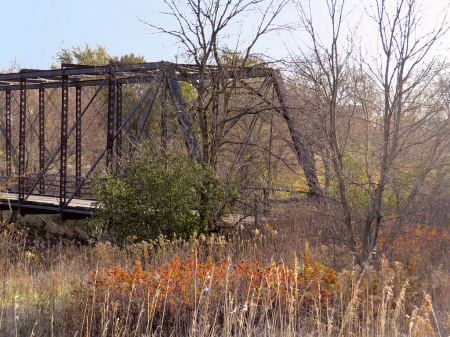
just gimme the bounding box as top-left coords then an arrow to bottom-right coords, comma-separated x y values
1,207 -> 450,336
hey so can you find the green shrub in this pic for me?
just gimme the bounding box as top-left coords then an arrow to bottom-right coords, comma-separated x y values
93,147 -> 227,244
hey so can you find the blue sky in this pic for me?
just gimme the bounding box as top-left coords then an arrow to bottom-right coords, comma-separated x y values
0,0 -> 175,69
0,0 -> 295,70
1,0 -> 448,71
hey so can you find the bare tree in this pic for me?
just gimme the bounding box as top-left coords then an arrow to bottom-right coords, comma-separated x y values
292,0 -> 359,252
292,0 -> 450,261
138,0 -> 288,167
360,0 -> 450,259
137,0 -> 316,224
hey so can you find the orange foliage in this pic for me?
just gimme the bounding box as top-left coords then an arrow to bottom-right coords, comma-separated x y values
380,225 -> 450,258
80,253 -> 338,321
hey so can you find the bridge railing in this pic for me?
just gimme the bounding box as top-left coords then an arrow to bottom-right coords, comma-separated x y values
0,173 -> 94,200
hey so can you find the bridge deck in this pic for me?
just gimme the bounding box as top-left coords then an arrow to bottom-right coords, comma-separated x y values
0,192 -> 96,220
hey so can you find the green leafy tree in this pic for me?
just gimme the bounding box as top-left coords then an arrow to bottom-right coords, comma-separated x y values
93,147 -> 231,244
54,43 -> 145,66
53,43 -> 161,150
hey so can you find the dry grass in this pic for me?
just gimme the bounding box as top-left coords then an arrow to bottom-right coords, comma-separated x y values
0,208 -> 449,336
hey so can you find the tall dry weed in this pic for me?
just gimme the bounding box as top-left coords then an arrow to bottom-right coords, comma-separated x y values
0,214 -> 448,336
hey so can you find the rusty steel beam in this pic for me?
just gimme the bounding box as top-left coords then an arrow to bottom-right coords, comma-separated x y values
0,63 -> 160,82
111,80 -> 157,141
39,88 -> 45,193
64,147 -> 107,208
18,79 -> 26,203
0,63 -> 271,84
115,82 -> 123,162
106,72 -> 115,168
60,75 -> 68,208
76,85 -> 82,198
166,65 -> 202,162
65,79 -> 159,207
65,80 -> 159,206
0,76 -> 158,91
161,82 -> 168,152
0,62 -> 321,219
23,78 -> 107,202
5,90 -> 11,178
128,75 -> 163,160
271,70 -> 321,197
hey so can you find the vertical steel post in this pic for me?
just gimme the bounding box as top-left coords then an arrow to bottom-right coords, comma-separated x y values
161,83 -> 168,152
115,82 -> 122,162
60,75 -> 68,208
39,87 -> 45,193
75,85 -> 82,198
106,72 -> 115,168
18,79 -> 26,203
5,90 -> 11,178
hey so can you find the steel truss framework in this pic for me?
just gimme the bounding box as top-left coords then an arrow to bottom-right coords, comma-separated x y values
0,62 -> 319,220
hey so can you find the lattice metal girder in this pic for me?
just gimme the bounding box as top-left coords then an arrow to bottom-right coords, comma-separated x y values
128,75 -> 163,160
0,63 -> 160,81
165,65 -> 202,162
75,86 -> 82,198
0,61 -> 323,208
5,90 -> 11,177
18,79 -> 26,203
39,88 -> 45,192
115,83 -> 123,160
0,77 -> 153,91
160,82 -> 168,152
106,73 -> 116,168
60,75 -> 69,207
271,70 -> 321,196
0,64 -> 273,91
22,79 -> 107,202
0,63 -> 272,81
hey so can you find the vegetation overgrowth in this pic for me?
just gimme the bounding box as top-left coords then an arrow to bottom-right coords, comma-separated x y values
1,207 -> 450,336
1,0 -> 449,334
92,147 -> 239,244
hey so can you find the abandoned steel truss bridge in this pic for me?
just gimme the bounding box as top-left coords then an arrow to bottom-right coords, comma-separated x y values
0,62 -> 319,220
